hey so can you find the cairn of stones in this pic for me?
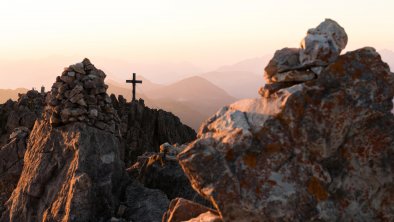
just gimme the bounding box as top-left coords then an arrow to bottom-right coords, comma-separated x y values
259,19 -> 348,98
44,58 -> 119,133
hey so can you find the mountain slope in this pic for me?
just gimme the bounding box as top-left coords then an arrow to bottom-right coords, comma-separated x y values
146,76 -> 236,117
107,76 -> 237,130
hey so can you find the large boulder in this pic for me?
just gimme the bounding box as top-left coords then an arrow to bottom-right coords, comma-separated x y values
261,19 -> 348,98
300,19 -> 348,66
177,47 -> 394,221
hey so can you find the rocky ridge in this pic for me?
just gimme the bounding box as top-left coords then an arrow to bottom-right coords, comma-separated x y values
173,19 -> 394,221
0,60 -> 196,222
0,90 -> 45,146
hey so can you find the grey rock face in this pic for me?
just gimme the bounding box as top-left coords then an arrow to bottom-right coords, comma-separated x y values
128,149 -> 210,207
1,120 -> 124,222
261,19 -> 348,98
115,99 -> 196,165
178,48 -> 394,221
0,90 -> 45,146
0,127 -> 29,217
122,180 -> 169,222
300,19 -> 348,66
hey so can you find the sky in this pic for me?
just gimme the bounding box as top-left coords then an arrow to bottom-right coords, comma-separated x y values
1,0 -> 394,89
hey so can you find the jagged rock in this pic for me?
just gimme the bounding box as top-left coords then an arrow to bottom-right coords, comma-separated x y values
300,19 -> 348,67
178,48 -> 394,221
0,91 -> 45,146
261,19 -> 348,97
162,198 -> 221,222
264,48 -> 301,82
115,99 -> 196,165
128,150 -> 210,207
123,180 -> 169,222
0,127 -> 29,217
1,120 -> 124,221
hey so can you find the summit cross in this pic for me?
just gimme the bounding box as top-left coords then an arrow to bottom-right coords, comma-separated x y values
126,73 -> 143,102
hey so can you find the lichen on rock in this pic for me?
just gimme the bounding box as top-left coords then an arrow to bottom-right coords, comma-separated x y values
172,20 -> 394,222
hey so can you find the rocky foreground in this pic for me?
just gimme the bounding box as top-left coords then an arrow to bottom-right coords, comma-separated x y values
0,19 -> 394,222
0,60 -> 197,221
174,19 -> 394,221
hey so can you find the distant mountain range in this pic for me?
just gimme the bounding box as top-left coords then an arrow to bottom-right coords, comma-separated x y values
0,88 -> 28,103
1,52 -> 392,130
107,76 -> 236,130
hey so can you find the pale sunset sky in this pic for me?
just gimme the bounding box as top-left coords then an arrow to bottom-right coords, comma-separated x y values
0,0 -> 394,89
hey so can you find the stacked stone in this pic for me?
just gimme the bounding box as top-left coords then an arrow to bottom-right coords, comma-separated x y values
260,19 -> 348,98
44,58 -> 119,133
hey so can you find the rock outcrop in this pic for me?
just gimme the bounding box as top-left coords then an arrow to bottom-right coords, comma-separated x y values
0,90 -> 45,146
1,120 -> 125,221
128,143 -> 211,207
1,60 -> 126,221
176,20 -> 394,221
261,19 -> 348,97
115,99 -> 196,165
0,59 -> 197,222
0,127 -> 29,216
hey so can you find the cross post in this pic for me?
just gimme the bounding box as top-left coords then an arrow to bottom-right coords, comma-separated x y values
126,73 -> 143,102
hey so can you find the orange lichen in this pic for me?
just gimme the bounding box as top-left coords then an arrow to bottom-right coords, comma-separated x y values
243,153 -> 257,168
307,176 -> 328,201
225,149 -> 235,161
265,143 -> 281,155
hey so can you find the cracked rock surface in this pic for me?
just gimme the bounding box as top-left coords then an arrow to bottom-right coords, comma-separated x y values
177,47 -> 394,221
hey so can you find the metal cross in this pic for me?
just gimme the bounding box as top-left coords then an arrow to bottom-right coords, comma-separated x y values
126,73 -> 143,102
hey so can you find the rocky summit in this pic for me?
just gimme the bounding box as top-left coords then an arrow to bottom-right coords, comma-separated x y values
1,18 -> 393,222
174,19 -> 394,221
0,60 -> 197,222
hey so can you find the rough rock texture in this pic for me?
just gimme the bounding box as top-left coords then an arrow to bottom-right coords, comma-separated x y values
1,120 -> 124,222
261,19 -> 348,98
128,144 -> 210,207
115,99 -> 196,165
300,19 -> 348,66
0,59 -> 198,221
0,60 -> 128,221
44,58 -> 119,133
122,180 -> 169,222
0,127 -> 29,216
0,90 -> 45,146
162,198 -> 221,222
178,47 -> 394,221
